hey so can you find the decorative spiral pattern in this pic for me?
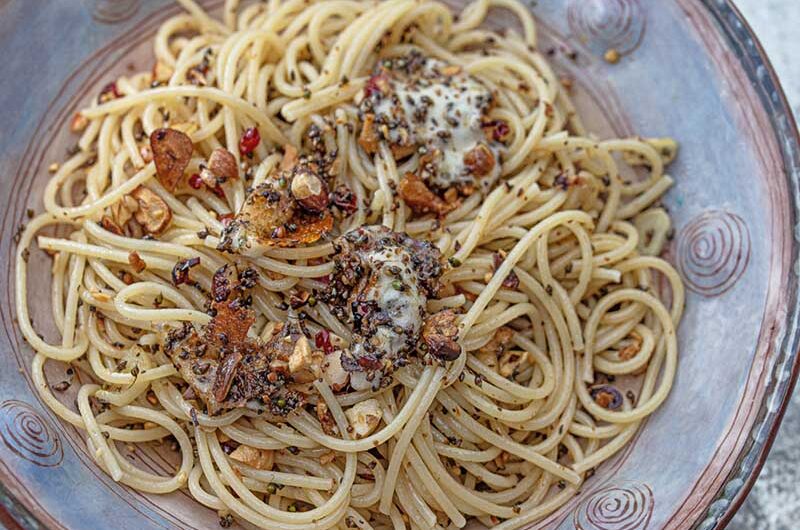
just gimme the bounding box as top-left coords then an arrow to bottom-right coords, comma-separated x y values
574,482 -> 654,530
567,0 -> 646,56
676,211 -> 750,297
0,400 -> 63,467
87,0 -> 140,24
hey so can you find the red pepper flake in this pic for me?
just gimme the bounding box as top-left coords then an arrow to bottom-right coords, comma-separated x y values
211,184 -> 225,198
188,173 -> 203,189
364,73 -> 389,97
219,213 -> 234,226
357,355 -> 382,371
315,329 -> 333,354
239,127 -> 260,156
172,256 -> 200,285
98,82 -> 121,103
492,121 -> 510,142
483,120 -> 510,143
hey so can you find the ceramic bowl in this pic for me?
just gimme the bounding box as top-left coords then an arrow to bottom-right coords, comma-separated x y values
0,0 -> 798,528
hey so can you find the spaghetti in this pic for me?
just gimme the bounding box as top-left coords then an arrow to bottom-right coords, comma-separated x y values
15,0 -> 684,528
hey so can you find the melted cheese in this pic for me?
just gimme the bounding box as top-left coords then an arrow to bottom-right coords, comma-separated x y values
347,239 -> 427,391
369,57 -> 501,190
350,246 -> 424,361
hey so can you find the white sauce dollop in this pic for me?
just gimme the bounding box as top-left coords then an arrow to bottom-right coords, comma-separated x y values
365,55 -> 501,191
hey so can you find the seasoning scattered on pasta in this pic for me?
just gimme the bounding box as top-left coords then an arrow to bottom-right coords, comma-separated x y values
16,0 -> 684,528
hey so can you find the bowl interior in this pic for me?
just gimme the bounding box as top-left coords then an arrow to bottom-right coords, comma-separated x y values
0,1 -> 798,529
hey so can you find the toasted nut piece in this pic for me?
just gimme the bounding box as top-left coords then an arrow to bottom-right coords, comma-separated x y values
101,216 -> 123,236
441,65 -> 462,76
421,309 -> 462,361
618,332 -> 643,361
127,251 -> 146,273
345,399 -> 383,438
316,402 -> 339,436
358,113 -> 380,154
358,108 -> 415,160
229,445 -> 274,470
478,327 -> 514,358
90,290 -> 112,303
111,195 -> 139,228
604,48 -> 621,64
476,349 -> 499,372
150,128 -> 193,191
208,148 -> 238,182
319,450 -> 336,466
187,67 -> 207,86
70,113 -> 89,133
288,336 -> 324,383
123,194 -> 139,212
125,220 -> 144,239
291,169 -> 329,213
131,187 -> 172,235
493,451 -> 510,470
321,350 -> 350,392
498,350 -> 528,378
463,143 -> 496,178
398,172 -> 453,216
280,144 -> 299,171
390,143 -> 417,160
151,60 -> 174,83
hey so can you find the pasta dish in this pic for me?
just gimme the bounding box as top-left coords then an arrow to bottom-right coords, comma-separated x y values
14,0 -> 684,528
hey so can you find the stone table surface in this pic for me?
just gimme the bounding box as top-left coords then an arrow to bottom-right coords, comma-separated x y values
728,3 -> 800,530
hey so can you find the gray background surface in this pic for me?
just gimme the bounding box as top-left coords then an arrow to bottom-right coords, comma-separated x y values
728,2 -> 800,529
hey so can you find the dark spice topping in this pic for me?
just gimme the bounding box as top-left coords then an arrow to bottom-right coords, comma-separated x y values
172,256 -> 200,285
590,385 -> 623,410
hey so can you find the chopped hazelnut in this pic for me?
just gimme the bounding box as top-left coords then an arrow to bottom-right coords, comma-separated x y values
127,251 -> 146,273
463,143 -> 496,178
344,399 -> 383,439
229,445 -> 274,470
151,60 -> 174,84
70,113 -> 89,133
288,336 -> 324,383
290,169 -> 329,213
207,148 -> 238,182
131,187 -> 172,235
321,350 -> 350,392
604,48 -> 621,64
